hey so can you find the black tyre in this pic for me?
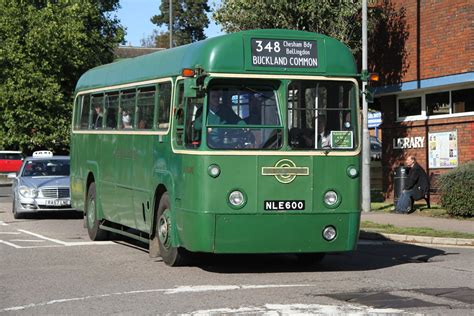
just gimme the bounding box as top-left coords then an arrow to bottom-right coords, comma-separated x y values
12,197 -> 23,219
85,183 -> 109,241
155,192 -> 187,266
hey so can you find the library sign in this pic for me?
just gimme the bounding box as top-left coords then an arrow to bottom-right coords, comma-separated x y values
251,38 -> 318,68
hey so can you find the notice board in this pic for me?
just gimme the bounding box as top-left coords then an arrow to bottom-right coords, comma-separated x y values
428,131 -> 458,168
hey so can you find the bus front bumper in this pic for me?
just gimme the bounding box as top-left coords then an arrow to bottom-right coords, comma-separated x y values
176,211 -> 361,254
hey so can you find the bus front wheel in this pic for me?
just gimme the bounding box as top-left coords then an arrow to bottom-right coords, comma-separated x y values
85,183 -> 109,241
155,192 -> 187,266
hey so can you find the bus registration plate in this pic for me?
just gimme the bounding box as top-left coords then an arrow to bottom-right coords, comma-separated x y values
264,200 -> 305,211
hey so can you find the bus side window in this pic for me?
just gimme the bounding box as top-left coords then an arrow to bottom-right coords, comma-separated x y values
105,92 -> 119,129
120,89 -> 136,129
157,82 -> 172,129
185,97 -> 204,148
91,94 -> 105,129
79,94 -> 91,130
137,86 -> 155,130
173,82 -> 185,146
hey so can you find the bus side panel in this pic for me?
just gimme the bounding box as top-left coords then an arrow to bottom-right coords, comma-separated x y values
70,133 -> 85,212
100,133 -> 117,221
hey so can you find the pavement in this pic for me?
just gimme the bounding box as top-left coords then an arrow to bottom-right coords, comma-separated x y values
360,212 -> 474,247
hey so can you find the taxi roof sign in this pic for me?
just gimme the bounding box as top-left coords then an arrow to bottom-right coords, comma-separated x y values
32,151 -> 53,158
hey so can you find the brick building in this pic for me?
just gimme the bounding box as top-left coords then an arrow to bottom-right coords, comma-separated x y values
373,0 -> 473,201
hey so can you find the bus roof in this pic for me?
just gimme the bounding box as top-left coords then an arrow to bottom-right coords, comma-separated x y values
75,29 -> 357,93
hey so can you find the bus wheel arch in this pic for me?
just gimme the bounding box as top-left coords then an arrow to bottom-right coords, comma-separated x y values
149,184 -> 167,258
85,182 -> 109,241
150,191 -> 187,266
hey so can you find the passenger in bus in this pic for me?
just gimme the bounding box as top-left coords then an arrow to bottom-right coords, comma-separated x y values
207,90 -> 244,125
318,116 -> 331,149
94,104 -> 103,129
122,110 -> 132,129
244,94 -> 262,125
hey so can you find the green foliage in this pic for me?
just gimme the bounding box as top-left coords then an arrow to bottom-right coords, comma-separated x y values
0,0 -> 124,154
214,0 -> 362,54
150,0 -> 210,48
438,161 -> 474,218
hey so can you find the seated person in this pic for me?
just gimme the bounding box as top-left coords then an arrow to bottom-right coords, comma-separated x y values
395,156 -> 429,214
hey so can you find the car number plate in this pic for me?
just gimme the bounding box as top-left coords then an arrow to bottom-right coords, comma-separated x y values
45,199 -> 70,206
264,200 -> 305,211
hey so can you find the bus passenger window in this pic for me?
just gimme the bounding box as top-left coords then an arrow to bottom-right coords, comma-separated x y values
185,97 -> 204,148
137,87 -> 155,130
78,94 -> 90,130
157,82 -> 172,129
91,94 -> 104,129
105,92 -> 119,129
120,90 -> 136,129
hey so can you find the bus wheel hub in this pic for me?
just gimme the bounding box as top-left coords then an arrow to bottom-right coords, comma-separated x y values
158,211 -> 171,248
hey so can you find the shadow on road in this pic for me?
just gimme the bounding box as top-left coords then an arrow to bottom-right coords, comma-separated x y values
10,210 -> 83,220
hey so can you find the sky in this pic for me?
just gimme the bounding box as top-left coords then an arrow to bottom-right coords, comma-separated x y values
116,0 -> 224,46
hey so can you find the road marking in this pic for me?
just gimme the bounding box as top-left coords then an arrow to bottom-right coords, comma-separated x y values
17,229 -> 69,245
0,221 -> 8,226
0,232 -> 20,235
0,240 -> 23,248
1,284 -> 322,312
10,239 -> 46,242
186,303 -> 404,315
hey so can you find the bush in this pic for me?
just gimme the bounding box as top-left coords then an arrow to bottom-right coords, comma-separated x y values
438,161 -> 474,217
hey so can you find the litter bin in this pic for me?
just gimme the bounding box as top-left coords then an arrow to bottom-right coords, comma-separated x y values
393,166 -> 408,206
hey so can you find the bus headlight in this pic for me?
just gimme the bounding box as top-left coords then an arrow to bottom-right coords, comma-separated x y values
208,164 -> 221,178
228,190 -> 245,208
322,226 -> 337,241
19,186 -> 38,198
324,190 -> 338,206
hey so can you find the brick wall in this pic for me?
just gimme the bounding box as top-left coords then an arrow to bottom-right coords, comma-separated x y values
380,94 -> 474,201
377,0 -> 473,82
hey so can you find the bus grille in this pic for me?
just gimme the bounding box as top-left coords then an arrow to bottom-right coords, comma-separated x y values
41,187 -> 70,198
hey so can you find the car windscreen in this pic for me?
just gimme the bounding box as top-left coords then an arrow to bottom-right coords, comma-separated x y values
21,159 -> 70,177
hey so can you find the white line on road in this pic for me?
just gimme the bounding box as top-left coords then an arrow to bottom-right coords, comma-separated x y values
0,232 -> 20,235
0,221 -> 8,226
0,240 -> 23,248
17,229 -> 69,245
10,239 -> 46,242
1,284 -> 317,312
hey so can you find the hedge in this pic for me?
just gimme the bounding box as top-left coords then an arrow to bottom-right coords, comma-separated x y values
438,161 -> 474,217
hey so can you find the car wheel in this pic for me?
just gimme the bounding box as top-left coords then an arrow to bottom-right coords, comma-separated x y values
12,197 -> 23,219
85,183 -> 109,241
155,192 -> 187,266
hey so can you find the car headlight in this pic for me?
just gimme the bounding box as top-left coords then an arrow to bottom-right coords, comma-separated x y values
19,186 -> 38,198
228,190 -> 246,208
324,190 -> 338,206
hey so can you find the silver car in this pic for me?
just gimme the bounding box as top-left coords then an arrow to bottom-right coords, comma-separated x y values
9,152 -> 73,219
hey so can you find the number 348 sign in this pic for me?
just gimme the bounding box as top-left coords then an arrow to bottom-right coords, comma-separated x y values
251,38 -> 318,68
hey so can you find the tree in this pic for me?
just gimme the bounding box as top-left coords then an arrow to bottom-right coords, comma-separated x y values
0,0 -> 124,154
150,0 -> 210,48
214,0 -> 362,54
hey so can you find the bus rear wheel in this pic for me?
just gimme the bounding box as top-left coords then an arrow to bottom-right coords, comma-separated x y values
85,183 -> 109,241
155,192 -> 187,266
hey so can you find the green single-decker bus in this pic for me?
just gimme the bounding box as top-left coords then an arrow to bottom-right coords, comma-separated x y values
71,29 -> 362,266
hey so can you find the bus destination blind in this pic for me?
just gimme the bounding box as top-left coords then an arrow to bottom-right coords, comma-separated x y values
251,38 -> 318,68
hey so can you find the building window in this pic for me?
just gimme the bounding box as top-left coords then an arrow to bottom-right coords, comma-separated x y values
452,88 -> 474,114
396,87 -> 474,120
398,96 -> 422,118
426,92 -> 450,116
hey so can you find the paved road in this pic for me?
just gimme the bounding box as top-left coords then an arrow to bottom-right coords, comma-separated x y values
0,187 -> 473,315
